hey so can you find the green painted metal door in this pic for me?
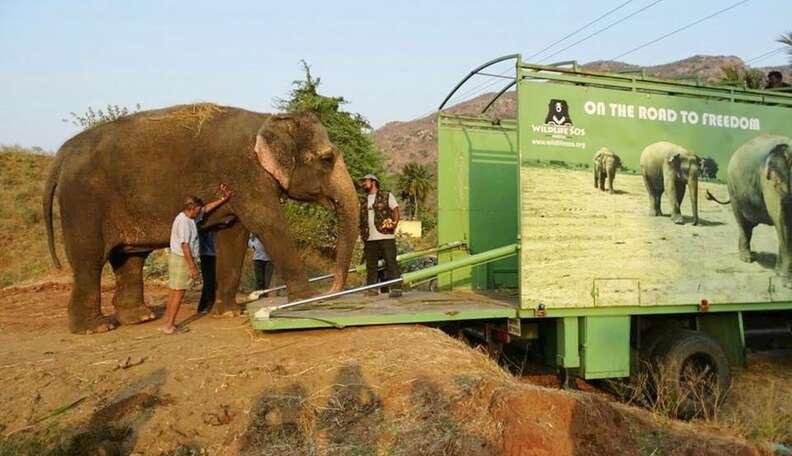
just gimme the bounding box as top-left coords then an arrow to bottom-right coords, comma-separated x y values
437,115 -> 519,290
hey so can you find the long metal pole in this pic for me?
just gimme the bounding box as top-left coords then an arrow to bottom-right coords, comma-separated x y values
254,279 -> 403,320
249,241 -> 466,298
253,243 -> 517,321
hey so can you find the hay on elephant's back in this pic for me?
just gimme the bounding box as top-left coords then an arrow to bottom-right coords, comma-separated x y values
147,103 -> 226,137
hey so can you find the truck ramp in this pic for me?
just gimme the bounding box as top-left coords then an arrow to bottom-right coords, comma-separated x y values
249,290 -> 518,331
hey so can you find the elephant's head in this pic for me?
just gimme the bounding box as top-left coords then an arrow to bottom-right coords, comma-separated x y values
669,151 -> 701,225
254,113 -> 360,292
764,144 -> 792,195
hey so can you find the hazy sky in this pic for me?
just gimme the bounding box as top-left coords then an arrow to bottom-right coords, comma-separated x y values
1,0 -> 789,151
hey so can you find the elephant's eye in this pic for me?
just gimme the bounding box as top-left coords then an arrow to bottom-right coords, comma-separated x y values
318,149 -> 335,163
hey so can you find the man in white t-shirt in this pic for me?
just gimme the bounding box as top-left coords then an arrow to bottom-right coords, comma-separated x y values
160,185 -> 231,334
359,174 -> 402,297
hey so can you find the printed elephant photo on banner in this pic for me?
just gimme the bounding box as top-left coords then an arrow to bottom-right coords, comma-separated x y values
706,135 -> 792,286
640,141 -> 702,226
592,147 -> 622,194
43,104 -> 360,334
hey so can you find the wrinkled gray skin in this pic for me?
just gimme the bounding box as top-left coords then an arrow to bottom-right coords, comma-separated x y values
593,148 -> 621,194
707,136 -> 792,281
43,105 -> 360,334
640,142 -> 701,225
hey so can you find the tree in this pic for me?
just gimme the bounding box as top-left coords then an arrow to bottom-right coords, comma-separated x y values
720,65 -> 764,89
779,32 -> 792,64
64,104 -> 141,130
700,157 -> 719,181
275,61 -> 386,253
275,61 -> 384,180
397,162 -> 434,219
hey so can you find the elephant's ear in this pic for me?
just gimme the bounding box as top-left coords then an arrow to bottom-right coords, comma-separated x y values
255,133 -> 294,190
765,144 -> 791,181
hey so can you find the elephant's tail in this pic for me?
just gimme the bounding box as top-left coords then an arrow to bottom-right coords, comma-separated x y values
705,189 -> 730,205
43,152 -> 64,269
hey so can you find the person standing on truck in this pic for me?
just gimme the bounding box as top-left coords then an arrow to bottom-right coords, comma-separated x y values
766,71 -> 791,89
249,234 -> 274,295
359,174 -> 402,297
161,185 -> 231,334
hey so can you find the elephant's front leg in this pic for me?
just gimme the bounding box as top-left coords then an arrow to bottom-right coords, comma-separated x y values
593,166 -> 599,189
773,222 -> 792,285
666,175 -> 685,224
641,174 -> 662,216
214,222 -> 248,316
109,250 -> 156,325
606,167 -> 615,194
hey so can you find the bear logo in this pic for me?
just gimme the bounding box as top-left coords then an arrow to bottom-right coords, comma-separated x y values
544,99 -> 573,126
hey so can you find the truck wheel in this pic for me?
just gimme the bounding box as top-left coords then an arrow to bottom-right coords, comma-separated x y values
651,329 -> 731,419
639,325 -> 677,364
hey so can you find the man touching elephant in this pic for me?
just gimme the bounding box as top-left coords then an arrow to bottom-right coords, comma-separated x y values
161,186 -> 231,334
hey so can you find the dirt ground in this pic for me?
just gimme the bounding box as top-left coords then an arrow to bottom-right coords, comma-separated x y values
0,280 -> 768,456
520,167 -> 792,308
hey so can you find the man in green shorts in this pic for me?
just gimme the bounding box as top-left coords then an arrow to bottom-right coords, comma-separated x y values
160,185 -> 231,334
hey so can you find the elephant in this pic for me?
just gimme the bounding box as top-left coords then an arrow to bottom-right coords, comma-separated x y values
43,104 -> 360,334
592,148 -> 621,193
640,141 -> 701,225
705,135 -> 792,281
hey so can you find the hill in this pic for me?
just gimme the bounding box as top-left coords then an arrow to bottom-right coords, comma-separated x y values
0,146 -> 63,287
373,55 -> 792,172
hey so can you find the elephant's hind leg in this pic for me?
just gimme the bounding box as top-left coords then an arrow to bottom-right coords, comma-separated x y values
732,208 -> 755,263
109,250 -> 156,325
66,246 -> 116,334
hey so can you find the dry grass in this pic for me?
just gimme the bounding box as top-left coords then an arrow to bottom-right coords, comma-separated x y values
0,147 -> 64,287
608,354 -> 792,448
146,103 -> 225,137
710,352 -> 792,447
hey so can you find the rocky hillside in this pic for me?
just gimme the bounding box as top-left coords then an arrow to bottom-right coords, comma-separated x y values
373,55 -> 792,172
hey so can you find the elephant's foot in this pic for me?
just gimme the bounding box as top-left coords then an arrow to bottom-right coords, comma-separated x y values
738,250 -> 753,263
212,309 -> 241,318
115,305 -> 156,325
608,189 -> 614,195
210,298 -> 243,317
69,314 -> 117,335
671,214 -> 685,225
288,289 -> 315,301
648,209 -> 661,217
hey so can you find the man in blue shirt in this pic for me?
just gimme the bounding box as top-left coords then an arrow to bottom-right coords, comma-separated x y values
249,234 -> 274,296
195,201 -> 217,314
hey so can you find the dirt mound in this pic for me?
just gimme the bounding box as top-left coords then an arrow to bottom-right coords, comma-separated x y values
0,284 -> 760,455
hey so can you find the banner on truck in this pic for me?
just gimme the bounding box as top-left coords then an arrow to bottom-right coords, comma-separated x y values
518,80 -> 792,309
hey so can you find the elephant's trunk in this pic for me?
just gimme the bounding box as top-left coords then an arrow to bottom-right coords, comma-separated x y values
327,156 -> 360,293
688,170 -> 699,226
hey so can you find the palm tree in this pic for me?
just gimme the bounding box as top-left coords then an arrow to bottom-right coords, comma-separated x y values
397,163 -> 434,219
779,32 -> 792,63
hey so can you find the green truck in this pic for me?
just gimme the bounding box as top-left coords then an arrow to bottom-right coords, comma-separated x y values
251,55 -> 792,415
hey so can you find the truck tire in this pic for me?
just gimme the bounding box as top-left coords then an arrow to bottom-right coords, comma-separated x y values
651,329 -> 731,419
639,325 -> 678,364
